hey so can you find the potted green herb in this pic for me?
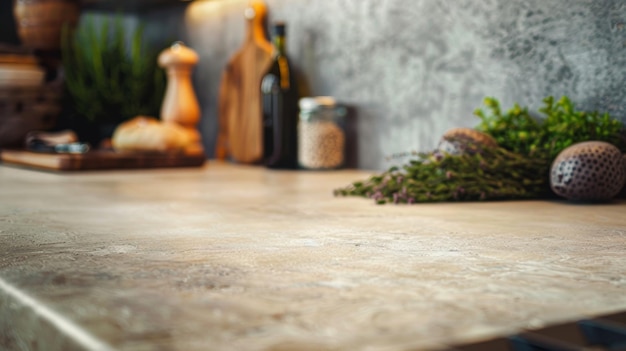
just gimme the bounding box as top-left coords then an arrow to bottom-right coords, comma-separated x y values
61,15 -> 165,146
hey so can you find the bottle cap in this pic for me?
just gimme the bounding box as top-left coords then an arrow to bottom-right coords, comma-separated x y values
273,22 -> 286,36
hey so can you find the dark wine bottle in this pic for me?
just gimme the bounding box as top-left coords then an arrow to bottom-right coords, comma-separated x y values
261,22 -> 300,169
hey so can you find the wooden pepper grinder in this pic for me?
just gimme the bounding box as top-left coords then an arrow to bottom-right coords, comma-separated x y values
158,42 -> 201,129
158,42 -> 203,154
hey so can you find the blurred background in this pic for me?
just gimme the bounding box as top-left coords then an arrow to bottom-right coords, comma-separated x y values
2,0 -> 626,170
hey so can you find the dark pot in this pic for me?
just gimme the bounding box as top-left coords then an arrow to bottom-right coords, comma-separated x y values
13,0 -> 80,51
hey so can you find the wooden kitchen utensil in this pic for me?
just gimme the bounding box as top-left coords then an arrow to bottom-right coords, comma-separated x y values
0,149 -> 205,171
215,0 -> 273,163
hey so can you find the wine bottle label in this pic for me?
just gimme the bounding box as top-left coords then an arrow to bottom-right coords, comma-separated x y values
278,57 -> 290,90
261,74 -> 279,94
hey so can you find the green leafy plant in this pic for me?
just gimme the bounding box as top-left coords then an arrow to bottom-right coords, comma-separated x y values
474,96 -> 626,160
473,97 -> 543,156
537,96 -> 626,159
62,15 -> 165,125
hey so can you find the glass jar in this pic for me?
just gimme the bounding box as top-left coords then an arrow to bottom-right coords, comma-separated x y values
298,96 -> 346,169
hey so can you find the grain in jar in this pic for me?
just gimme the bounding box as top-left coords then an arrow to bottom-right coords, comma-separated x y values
298,97 -> 346,169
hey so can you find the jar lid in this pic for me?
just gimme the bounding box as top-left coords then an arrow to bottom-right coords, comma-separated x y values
299,96 -> 336,111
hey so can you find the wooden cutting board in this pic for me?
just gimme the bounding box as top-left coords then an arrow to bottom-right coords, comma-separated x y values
215,0 -> 273,164
0,149 -> 205,171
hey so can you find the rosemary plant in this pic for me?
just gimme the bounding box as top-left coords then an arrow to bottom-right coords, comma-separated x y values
62,15 -> 165,125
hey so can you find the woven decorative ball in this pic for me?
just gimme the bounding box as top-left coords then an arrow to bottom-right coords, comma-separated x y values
550,141 -> 626,201
437,128 -> 498,155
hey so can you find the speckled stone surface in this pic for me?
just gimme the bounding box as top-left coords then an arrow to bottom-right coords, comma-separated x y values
129,0 -> 626,169
1,163 -> 626,351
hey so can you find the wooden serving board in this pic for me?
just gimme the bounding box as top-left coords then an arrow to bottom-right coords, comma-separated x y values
215,0 -> 273,164
0,149 -> 205,171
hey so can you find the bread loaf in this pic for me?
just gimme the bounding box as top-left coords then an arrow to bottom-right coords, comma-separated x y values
112,116 -> 200,152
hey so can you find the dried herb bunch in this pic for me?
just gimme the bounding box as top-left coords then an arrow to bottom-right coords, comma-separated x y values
334,142 -> 550,204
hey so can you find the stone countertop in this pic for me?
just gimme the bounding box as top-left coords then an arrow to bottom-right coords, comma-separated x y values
1,162 -> 625,351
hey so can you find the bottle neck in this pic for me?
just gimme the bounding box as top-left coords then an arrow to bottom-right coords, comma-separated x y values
273,35 -> 286,56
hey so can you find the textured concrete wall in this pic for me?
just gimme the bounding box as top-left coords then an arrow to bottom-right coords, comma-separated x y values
142,0 -> 626,170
